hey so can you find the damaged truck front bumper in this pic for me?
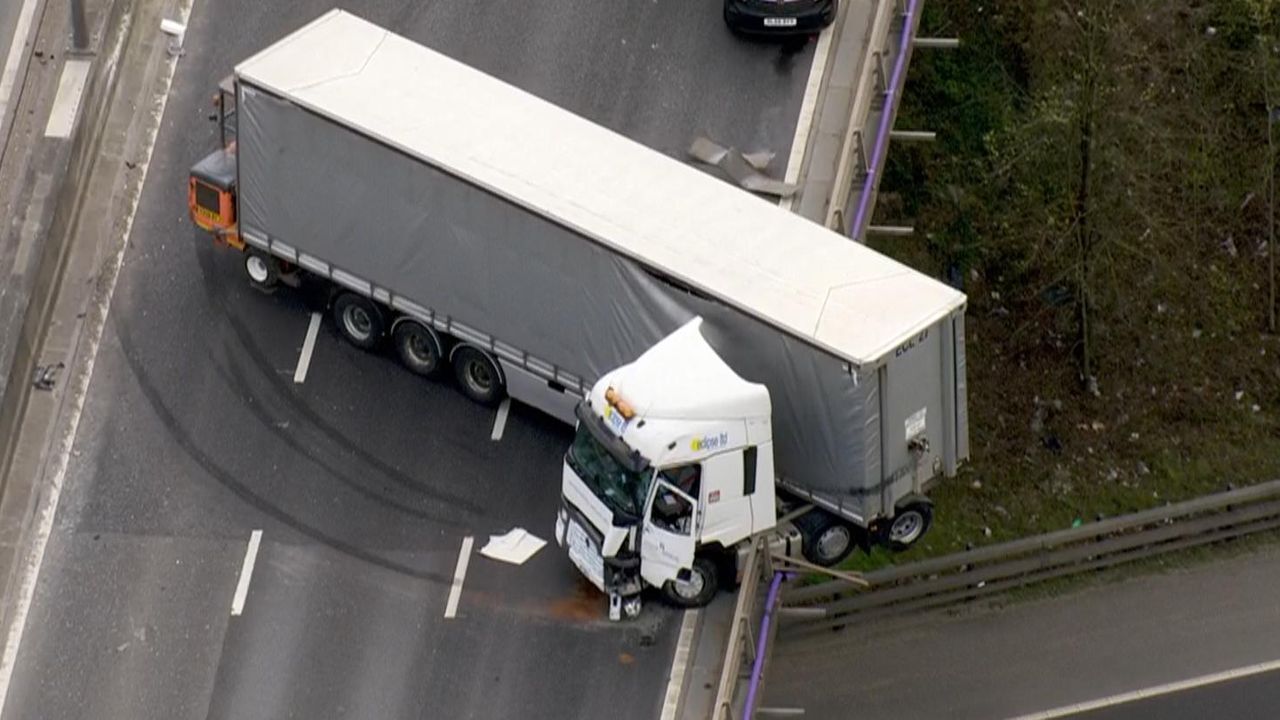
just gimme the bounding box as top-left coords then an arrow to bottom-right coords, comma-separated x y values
556,502 -> 643,602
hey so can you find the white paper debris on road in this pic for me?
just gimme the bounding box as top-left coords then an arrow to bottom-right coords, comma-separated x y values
479,528 -> 547,565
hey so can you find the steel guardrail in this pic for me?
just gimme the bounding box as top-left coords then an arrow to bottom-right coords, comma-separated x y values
784,479 -> 1280,635
711,536 -> 768,720
823,0 -> 898,235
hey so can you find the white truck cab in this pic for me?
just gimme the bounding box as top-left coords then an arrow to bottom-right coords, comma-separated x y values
556,318 -> 784,617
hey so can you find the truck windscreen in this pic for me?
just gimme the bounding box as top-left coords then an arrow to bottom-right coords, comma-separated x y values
566,424 -> 652,520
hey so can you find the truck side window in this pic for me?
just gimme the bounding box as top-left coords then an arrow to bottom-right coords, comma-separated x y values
651,483 -> 693,536
744,446 -> 757,495
659,465 -> 701,501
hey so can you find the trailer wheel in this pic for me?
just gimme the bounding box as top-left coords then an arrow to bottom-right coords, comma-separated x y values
332,293 -> 385,350
244,249 -> 279,290
392,321 -> 444,378
452,346 -> 504,406
661,557 -> 719,608
794,510 -> 857,567
885,499 -> 933,551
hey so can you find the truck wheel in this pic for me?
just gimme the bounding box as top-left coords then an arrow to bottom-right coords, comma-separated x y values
794,510 -> 857,567
332,293 -> 385,350
392,321 -> 443,378
661,557 -> 719,608
244,249 -> 278,290
885,499 -> 934,551
452,346 -> 504,406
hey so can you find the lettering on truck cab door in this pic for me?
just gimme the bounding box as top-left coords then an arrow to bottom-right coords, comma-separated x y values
640,479 -> 698,589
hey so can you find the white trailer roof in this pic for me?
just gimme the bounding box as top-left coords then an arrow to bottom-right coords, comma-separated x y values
235,9 -> 966,366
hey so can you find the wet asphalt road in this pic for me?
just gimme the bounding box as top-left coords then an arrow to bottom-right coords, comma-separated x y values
1,1 -> 814,718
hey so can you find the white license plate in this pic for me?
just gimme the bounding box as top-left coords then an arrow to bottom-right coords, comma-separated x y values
567,521 -> 606,591
764,17 -> 798,27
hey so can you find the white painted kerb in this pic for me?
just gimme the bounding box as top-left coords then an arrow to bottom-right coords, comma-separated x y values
45,60 -> 92,138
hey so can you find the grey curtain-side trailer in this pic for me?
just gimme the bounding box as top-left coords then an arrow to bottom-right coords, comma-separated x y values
185,9 -> 969,557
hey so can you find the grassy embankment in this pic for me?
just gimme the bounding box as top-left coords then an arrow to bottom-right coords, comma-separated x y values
844,0 -> 1280,575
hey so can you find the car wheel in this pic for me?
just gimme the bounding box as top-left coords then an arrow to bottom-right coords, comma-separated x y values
452,346 -> 504,406
393,321 -> 444,378
794,510 -> 857,567
244,249 -> 278,290
332,293 -> 385,350
661,557 -> 719,608
885,500 -> 933,551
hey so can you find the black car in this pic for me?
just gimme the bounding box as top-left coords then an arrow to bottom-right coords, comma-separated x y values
723,0 -> 837,35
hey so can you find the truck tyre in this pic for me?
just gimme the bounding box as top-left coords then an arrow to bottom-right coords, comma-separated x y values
794,510 -> 857,567
452,346 -> 504,406
885,499 -> 933,551
332,293 -> 385,350
661,557 -> 719,608
244,249 -> 279,290
392,321 -> 444,378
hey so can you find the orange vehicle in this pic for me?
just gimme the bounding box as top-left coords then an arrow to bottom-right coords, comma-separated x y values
187,76 -> 295,289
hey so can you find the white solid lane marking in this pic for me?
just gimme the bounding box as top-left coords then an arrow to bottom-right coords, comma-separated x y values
659,609 -> 701,720
293,312 -> 322,383
444,536 -> 474,619
0,0 -> 40,137
778,13 -> 837,213
1006,658 -> 1280,720
490,398 -> 511,441
0,1 -> 196,714
230,530 -> 264,616
44,59 -> 91,138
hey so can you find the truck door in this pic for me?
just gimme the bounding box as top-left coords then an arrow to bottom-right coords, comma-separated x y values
640,479 -> 698,589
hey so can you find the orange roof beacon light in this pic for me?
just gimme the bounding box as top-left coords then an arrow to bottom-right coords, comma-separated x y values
604,387 -> 636,419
